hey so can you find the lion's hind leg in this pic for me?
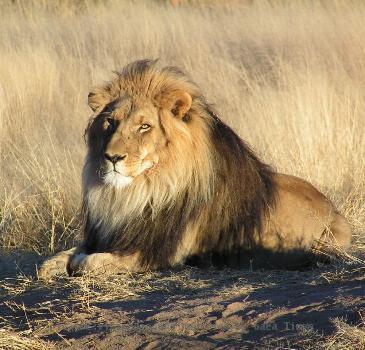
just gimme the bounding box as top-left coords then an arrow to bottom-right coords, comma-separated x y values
328,213 -> 352,250
38,247 -> 80,280
313,213 -> 352,260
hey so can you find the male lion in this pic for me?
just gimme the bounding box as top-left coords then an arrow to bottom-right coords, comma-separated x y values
39,59 -> 351,279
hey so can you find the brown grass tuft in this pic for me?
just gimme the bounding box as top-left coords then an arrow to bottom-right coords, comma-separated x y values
0,329 -> 53,350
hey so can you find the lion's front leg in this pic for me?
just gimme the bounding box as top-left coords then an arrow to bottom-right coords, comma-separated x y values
67,252 -> 142,276
38,247 -> 81,280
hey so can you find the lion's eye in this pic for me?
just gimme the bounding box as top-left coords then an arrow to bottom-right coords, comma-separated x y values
106,117 -> 116,131
139,124 -> 151,133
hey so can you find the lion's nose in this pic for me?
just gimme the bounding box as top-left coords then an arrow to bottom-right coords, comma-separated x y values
104,152 -> 127,164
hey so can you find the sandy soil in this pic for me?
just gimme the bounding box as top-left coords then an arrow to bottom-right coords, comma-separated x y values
1,250 -> 364,349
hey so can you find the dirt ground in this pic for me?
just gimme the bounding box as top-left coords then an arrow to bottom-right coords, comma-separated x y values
0,250 -> 365,350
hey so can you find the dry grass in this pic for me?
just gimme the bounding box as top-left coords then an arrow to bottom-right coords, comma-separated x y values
1,264 -> 364,348
0,329 -> 53,350
323,317 -> 365,349
1,268 -> 217,315
0,267 -> 216,347
297,317 -> 365,350
0,0 -> 364,253
1,0 -> 364,256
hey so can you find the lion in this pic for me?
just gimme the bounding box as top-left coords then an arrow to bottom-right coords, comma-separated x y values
38,59 -> 351,279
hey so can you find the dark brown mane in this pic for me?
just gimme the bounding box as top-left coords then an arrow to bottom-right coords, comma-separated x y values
82,60 -> 277,269
190,108 -> 277,266
83,112 -> 276,269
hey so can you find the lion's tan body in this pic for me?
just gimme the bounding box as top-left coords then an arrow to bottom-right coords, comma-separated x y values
174,173 -> 351,269
38,60 -> 351,279
262,174 -> 350,260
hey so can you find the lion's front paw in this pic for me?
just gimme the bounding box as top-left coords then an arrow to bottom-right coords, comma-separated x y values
67,252 -> 126,277
38,247 -> 78,280
38,256 -> 69,280
67,253 -> 88,276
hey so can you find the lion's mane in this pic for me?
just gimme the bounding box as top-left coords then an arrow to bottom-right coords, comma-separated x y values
82,60 -> 276,269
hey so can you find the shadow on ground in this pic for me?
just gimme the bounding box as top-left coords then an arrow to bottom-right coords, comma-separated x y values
0,250 -> 364,349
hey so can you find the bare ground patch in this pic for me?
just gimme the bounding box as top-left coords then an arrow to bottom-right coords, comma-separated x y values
1,251 -> 365,349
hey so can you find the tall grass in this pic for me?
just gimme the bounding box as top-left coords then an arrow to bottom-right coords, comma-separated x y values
1,0 -> 364,255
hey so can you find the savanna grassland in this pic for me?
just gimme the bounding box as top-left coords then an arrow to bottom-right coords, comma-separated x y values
0,1 -> 365,349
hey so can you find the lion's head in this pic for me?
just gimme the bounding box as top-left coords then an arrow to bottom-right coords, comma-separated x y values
84,60 -> 214,218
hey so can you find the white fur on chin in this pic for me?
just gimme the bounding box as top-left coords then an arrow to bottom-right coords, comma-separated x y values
104,172 -> 133,189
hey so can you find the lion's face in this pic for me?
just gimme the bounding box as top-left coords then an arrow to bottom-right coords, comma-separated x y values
86,89 -> 193,189
101,101 -> 165,188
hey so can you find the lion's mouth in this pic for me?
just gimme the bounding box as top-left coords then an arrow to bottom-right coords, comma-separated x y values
101,155 -> 157,187
111,168 -> 127,176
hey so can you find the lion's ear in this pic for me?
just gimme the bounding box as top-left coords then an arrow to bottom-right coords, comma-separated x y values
162,90 -> 192,119
88,88 -> 111,112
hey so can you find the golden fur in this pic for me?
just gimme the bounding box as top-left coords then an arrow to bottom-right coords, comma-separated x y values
38,59 -> 351,279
